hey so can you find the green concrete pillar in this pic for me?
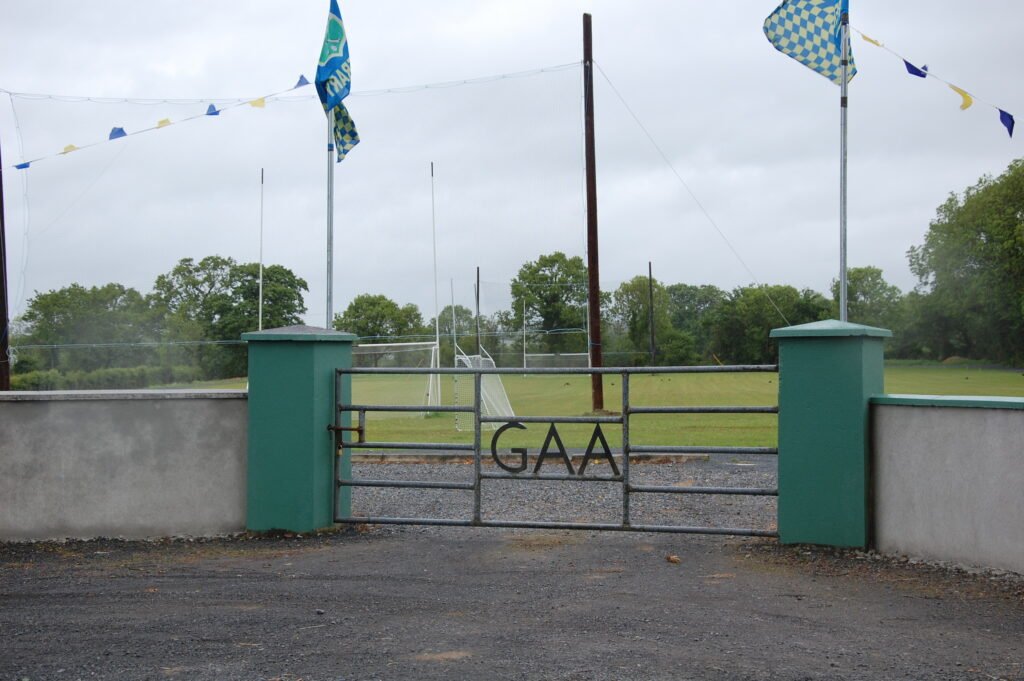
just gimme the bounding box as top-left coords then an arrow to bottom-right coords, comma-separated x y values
242,325 -> 356,532
770,320 -> 891,547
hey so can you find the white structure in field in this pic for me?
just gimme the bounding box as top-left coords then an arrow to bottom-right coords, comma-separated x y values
454,344 -> 515,430
524,352 -> 590,369
351,341 -> 440,412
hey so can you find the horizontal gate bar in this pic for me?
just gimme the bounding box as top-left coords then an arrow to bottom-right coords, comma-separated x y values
629,445 -> 778,455
334,516 -> 777,537
629,484 -> 778,496
479,415 -> 622,424
629,406 -> 778,414
479,471 -> 622,482
338,365 -> 777,376
338,478 -> 475,491
340,404 -> 474,414
343,441 -> 475,451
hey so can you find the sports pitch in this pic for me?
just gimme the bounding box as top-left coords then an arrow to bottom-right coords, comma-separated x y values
200,364 -> 1024,449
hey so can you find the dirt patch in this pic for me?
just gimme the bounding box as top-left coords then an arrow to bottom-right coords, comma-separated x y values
413,650 -> 473,662
737,538 -> 1024,604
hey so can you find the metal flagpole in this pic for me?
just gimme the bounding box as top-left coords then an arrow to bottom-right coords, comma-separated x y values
326,110 -> 336,328
258,168 -> 265,331
839,9 -> 850,322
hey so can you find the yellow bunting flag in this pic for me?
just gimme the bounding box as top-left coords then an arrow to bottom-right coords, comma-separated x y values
61,144 -> 79,154
860,33 -> 883,47
949,84 -> 974,110
157,118 -> 171,128
249,97 -> 266,108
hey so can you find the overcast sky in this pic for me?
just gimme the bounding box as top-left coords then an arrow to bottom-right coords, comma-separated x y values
1,0 -> 1020,328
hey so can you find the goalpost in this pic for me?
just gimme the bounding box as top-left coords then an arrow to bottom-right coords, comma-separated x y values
351,341 -> 440,414
453,343 -> 514,431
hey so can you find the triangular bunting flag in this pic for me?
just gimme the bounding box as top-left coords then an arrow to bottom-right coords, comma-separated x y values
205,104 -> 219,116
157,118 -> 171,128
860,33 -> 883,47
61,144 -> 79,154
248,97 -> 266,108
108,127 -> 127,140
294,74 -> 310,88
904,61 -> 928,78
949,84 -> 973,110
14,162 -> 30,170
999,109 -> 1015,137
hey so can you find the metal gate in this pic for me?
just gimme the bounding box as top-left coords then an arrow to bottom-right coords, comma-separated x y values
332,365 -> 778,537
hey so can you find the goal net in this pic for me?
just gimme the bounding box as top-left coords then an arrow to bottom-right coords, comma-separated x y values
351,341 -> 440,416
524,352 -> 590,369
453,344 -> 515,431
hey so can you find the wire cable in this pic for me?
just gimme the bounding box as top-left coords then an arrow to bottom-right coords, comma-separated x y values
594,63 -> 792,326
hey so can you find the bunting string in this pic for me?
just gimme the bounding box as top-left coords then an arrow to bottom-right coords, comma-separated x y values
0,62 -> 580,171
0,62 -> 578,105
853,27 -> 1014,138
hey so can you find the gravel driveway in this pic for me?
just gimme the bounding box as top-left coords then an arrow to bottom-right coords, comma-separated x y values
3,458 -> 1023,681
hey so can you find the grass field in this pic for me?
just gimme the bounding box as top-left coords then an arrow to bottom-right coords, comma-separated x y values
179,364 -> 1024,450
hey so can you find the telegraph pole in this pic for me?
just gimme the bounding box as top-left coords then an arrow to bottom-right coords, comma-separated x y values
0,138 -> 10,390
583,13 -> 604,411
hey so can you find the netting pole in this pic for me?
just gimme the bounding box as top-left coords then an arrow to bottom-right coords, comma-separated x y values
0,134 -> 10,390
474,267 -> 481,355
522,298 -> 527,369
648,261 -> 656,364
431,162 -> 440,347
258,168 -> 265,331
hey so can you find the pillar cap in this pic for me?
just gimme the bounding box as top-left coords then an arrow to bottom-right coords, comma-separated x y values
242,325 -> 358,342
770,319 -> 892,339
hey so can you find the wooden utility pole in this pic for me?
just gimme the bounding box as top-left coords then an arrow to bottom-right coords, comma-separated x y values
583,13 -> 604,411
0,138 -> 10,390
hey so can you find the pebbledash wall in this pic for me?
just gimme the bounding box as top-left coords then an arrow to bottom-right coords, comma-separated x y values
871,395 -> 1024,574
1,324 -> 1022,578
0,390 -> 247,540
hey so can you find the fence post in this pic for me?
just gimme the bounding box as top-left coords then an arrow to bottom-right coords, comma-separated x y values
770,320 -> 891,547
243,325 -> 356,532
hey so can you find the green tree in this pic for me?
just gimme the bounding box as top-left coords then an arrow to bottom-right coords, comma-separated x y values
665,283 -> 726,359
333,294 -> 425,340
830,266 -> 903,330
153,256 -> 308,377
18,283 -> 158,372
427,304 -> 475,365
906,159 -> 1024,363
707,285 -> 831,364
608,275 -> 698,365
510,252 -> 589,353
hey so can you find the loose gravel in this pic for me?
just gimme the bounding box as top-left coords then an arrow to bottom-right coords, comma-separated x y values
347,455 -> 776,533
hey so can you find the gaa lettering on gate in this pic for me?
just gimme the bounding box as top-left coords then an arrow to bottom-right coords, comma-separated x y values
489,422 -> 620,476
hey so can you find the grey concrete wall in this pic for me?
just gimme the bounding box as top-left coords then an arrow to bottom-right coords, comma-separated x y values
0,390 -> 248,540
872,400 -> 1024,574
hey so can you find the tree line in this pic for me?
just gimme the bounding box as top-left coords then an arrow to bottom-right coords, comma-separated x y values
336,159 -> 1024,368
10,256 -> 307,389
10,159 -> 1024,388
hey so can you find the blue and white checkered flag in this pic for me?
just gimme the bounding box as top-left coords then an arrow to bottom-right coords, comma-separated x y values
763,0 -> 856,86
331,102 -> 360,163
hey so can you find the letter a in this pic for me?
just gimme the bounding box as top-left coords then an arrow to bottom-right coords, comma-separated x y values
578,424 -> 620,476
534,424 -> 574,475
